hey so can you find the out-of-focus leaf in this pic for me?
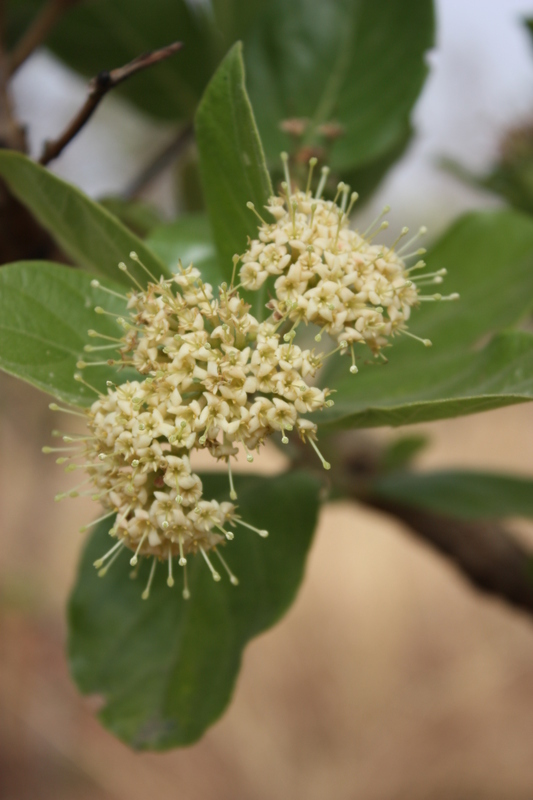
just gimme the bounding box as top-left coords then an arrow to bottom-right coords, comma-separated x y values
99,197 -> 163,238
195,43 -> 272,308
146,215 -> 224,287
68,471 -> 320,750
373,469 -> 533,520
318,210 -> 533,429
0,261 -> 132,406
380,434 -> 429,472
0,152 -> 169,287
245,0 -> 434,171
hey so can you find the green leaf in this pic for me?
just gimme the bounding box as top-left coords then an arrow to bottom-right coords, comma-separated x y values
195,43 -> 273,295
146,215 -> 224,287
68,471 -> 320,750
0,151 -> 170,287
0,261 -> 132,406
245,0 -> 434,171
380,434 -> 429,472
99,196 -> 163,238
372,469 -> 533,520
318,210 -> 533,429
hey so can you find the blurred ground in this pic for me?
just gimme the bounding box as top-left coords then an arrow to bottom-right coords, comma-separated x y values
2,373 -> 533,800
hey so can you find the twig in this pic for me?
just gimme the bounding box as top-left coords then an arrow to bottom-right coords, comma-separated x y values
8,0 -> 81,76
366,496 -> 533,618
124,123 -> 194,199
0,0 -> 25,151
293,430 -> 533,620
38,42 -> 183,166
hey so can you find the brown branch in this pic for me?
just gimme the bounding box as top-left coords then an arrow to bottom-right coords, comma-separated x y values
38,41 -> 183,166
8,0 -> 81,76
366,496 -> 533,617
297,430 -> 533,620
124,123 -> 194,199
0,1 -> 25,151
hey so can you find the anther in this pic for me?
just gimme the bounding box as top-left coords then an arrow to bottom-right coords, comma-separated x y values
306,156 -> 318,197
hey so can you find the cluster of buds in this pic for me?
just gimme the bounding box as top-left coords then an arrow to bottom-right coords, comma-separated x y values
46,157 -> 456,600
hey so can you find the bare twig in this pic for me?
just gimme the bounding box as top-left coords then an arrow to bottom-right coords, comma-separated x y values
8,0 -> 81,76
124,123 -> 194,199
38,41 -> 183,166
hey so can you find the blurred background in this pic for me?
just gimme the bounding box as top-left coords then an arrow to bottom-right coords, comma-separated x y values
3,0 -> 533,797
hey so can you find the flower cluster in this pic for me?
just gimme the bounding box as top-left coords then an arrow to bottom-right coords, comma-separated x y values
47,157 -> 456,600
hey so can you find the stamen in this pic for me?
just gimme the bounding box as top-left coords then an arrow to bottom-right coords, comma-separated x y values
129,530 -> 148,566
130,251 -> 158,283
346,191 -> 359,216
93,537 -> 126,569
90,279 -> 128,301
315,166 -> 330,199
401,247 -> 426,261
42,445 -> 83,454
118,261 -> 144,291
97,541 -> 126,577
199,546 -> 221,581
340,184 -> 350,213
182,563 -> 191,600
401,329 -> 432,347
281,151 -> 291,193
49,403 -> 86,418
227,458 -> 237,500
405,260 -> 427,273
350,344 -> 358,374
141,556 -> 157,600
240,437 -> 254,463
215,523 -> 234,541
367,220 -> 389,241
230,254 -> 239,289
233,518 -> 269,537
87,330 -> 122,342
308,437 -> 331,470
79,508 -> 116,533
417,293 -> 459,302
74,372 -> 102,396
397,226 -> 427,255
362,206 -> 390,238
412,268 -> 447,282
389,226 -> 409,251
167,544 -> 175,588
215,549 -> 239,585
246,202 -> 267,226
306,156 -> 318,197
84,343 -> 121,352
178,534 -> 187,566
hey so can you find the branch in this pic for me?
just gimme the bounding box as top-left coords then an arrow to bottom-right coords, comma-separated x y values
366,496 -> 533,617
8,0 -> 81,76
0,0 -> 25,151
298,430 -> 533,620
38,41 -> 183,166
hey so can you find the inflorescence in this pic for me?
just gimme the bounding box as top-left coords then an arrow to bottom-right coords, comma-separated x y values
45,156 -> 457,600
